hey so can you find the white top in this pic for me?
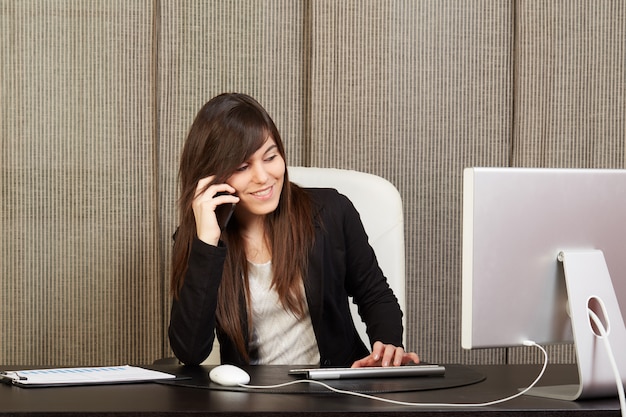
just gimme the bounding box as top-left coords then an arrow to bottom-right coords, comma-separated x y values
247,260 -> 320,365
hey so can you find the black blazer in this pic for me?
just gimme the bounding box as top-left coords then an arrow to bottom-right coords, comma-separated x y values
168,187 -> 404,366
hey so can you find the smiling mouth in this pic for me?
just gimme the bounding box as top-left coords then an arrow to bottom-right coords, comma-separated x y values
251,186 -> 272,198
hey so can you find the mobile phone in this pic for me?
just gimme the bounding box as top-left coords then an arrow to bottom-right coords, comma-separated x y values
214,192 -> 236,230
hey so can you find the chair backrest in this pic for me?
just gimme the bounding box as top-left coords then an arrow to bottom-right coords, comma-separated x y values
289,167 -> 406,347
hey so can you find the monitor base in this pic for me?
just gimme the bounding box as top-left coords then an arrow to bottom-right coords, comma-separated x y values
527,250 -> 626,401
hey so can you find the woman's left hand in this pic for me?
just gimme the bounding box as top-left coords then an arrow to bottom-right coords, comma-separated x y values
351,341 -> 420,368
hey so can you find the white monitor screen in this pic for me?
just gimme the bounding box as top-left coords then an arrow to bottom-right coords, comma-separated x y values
461,167 -> 626,350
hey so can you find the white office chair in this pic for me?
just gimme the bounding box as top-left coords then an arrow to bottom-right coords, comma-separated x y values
289,166 -> 407,348
201,167 -> 406,364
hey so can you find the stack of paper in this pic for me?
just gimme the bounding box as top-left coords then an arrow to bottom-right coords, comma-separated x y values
0,365 -> 175,387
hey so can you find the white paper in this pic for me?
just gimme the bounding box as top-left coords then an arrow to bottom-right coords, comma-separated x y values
3,365 -> 175,386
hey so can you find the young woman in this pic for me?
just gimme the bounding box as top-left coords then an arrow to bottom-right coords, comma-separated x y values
168,92 -> 419,368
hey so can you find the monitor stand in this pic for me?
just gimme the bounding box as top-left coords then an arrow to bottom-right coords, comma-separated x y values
525,250 -> 626,401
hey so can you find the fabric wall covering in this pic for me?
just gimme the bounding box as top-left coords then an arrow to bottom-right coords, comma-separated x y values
1,0 -> 624,366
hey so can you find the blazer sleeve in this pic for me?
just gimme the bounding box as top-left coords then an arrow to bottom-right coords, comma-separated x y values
337,192 -> 404,347
168,238 -> 226,365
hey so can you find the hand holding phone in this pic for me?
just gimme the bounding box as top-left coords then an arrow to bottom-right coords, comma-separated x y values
193,177 -> 239,245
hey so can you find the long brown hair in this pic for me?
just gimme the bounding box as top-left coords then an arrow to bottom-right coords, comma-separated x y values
171,93 -> 314,360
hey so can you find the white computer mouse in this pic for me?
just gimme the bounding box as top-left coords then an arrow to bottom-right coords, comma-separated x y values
208,364 -> 251,386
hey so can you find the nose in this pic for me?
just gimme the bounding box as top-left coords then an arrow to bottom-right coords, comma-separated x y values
251,163 -> 269,184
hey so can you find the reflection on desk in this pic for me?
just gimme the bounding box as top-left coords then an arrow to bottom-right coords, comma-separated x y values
1,364 -> 622,416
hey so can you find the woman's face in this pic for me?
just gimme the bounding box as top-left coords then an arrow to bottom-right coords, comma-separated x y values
226,136 -> 285,220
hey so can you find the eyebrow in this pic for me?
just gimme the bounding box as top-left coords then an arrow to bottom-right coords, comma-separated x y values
238,141 -> 278,166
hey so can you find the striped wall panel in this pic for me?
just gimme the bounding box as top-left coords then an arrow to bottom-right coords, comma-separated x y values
1,0 -> 160,365
509,0 -> 626,364
1,0 -> 624,367
307,0 -> 513,364
156,0 -> 307,357
512,0 -> 626,169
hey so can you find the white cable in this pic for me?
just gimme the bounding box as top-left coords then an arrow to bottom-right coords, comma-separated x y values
587,308 -> 626,417
241,341 -> 548,408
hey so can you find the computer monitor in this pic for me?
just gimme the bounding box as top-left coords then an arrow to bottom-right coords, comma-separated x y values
461,167 -> 626,400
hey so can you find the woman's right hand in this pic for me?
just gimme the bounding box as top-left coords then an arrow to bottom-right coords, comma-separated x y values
192,176 -> 239,246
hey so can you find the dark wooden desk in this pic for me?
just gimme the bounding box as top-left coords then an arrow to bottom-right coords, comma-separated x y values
0,364 -> 621,416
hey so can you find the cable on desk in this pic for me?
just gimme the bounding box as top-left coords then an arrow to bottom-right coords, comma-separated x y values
242,341 -> 549,408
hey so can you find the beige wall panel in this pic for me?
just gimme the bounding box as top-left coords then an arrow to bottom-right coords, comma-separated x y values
509,0 -> 626,364
4,0 -> 621,367
512,0 -> 625,169
157,1 -> 307,357
308,0 -> 513,364
0,0 -> 159,366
